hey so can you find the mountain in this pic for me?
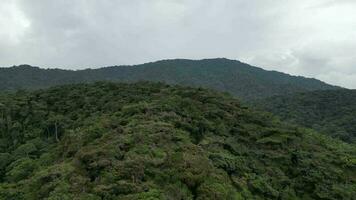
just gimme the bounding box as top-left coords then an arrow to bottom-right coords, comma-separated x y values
254,89 -> 356,143
0,58 -> 339,100
0,82 -> 354,199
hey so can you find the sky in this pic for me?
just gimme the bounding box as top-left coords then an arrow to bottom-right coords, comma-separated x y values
0,0 -> 355,88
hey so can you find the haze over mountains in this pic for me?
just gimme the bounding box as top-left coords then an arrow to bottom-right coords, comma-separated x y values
0,58 -> 339,100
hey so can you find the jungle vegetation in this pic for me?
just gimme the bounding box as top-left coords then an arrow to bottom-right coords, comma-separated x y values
254,89 -> 356,143
0,58 -> 339,100
0,82 -> 354,200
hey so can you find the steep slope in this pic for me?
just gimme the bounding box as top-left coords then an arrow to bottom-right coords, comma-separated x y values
0,82 -> 354,200
254,89 -> 356,143
0,58 -> 339,100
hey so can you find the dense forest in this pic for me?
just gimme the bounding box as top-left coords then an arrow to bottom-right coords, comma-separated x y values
254,90 -> 356,143
0,58 -> 339,100
0,82 -> 355,200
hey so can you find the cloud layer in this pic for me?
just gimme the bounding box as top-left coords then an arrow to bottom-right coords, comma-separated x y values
1,0 -> 355,88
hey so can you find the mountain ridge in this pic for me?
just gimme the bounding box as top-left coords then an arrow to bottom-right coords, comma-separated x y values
0,58 -> 340,100
3,58 -> 339,84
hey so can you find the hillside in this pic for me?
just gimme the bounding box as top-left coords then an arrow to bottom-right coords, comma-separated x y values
0,58 -> 339,100
0,82 -> 355,200
254,90 -> 356,143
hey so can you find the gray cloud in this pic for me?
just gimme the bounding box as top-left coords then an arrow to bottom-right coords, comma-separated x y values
0,0 -> 355,88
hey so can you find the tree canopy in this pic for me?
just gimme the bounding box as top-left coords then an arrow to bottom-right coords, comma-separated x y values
0,58 -> 338,100
0,82 -> 354,200
254,89 -> 356,143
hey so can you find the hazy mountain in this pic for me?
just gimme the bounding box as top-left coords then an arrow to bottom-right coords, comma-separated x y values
0,58 -> 339,100
0,82 -> 354,199
255,89 -> 356,143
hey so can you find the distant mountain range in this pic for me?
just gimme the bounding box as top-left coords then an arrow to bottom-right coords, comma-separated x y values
0,58 -> 339,100
254,89 -> 356,143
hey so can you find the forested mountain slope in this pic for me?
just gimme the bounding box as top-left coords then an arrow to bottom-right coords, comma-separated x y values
0,58 -> 339,100
0,82 -> 354,200
254,89 -> 356,143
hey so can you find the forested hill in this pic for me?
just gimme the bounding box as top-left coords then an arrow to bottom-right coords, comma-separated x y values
0,58 -> 339,100
254,89 -> 356,143
0,82 -> 355,199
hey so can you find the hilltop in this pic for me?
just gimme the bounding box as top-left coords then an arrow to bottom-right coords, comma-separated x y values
0,58 -> 339,100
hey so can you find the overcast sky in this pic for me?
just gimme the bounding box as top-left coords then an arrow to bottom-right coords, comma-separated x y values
1,0 -> 355,88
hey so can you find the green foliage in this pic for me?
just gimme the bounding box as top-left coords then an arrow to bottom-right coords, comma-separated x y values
0,58 -> 338,100
0,82 -> 354,200
13,142 -> 37,159
6,158 -> 37,182
254,89 -> 356,143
